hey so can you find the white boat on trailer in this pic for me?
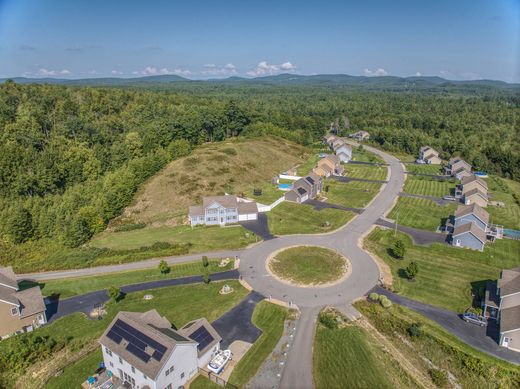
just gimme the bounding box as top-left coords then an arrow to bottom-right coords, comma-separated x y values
207,349 -> 232,374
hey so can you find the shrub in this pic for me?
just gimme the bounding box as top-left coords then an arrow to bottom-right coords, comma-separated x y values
428,368 -> 448,387
202,255 -> 209,268
404,261 -> 419,279
369,292 -> 380,301
391,239 -> 406,259
407,323 -> 423,338
203,272 -> 210,284
113,223 -> 146,232
379,296 -> 392,308
318,311 -> 338,329
107,286 -> 121,302
158,260 -> 170,274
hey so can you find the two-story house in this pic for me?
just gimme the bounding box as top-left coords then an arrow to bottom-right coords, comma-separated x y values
0,266 -> 47,339
189,195 -> 258,227
100,310 -> 222,389
313,155 -> 344,177
323,134 -> 338,147
284,173 -> 323,203
483,267 -> 520,352
334,142 -> 352,163
417,146 -> 441,165
444,157 -> 472,179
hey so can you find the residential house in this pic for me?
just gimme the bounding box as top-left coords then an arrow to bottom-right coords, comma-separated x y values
456,174 -> 488,198
331,138 -> 346,151
454,203 -> 489,232
189,195 -> 258,227
349,131 -> 370,141
0,266 -> 47,339
314,155 -> 344,177
483,267 -> 520,352
418,146 -> 442,165
323,134 -> 337,147
99,310 -> 222,389
463,187 -> 488,208
444,157 -> 472,179
451,222 -> 486,251
334,143 -> 353,163
284,172 -> 323,203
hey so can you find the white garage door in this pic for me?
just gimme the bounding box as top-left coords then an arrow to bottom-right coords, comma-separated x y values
239,213 -> 258,221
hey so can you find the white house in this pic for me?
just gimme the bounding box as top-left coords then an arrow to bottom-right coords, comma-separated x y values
99,310 -> 221,389
334,143 -> 352,163
189,195 -> 258,226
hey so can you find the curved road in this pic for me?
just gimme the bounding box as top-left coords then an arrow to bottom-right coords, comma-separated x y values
19,142 -> 405,389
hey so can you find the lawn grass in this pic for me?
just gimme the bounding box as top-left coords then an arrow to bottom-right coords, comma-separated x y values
364,228 -> 520,312
245,181 -> 285,204
405,164 -> 444,175
403,176 -> 456,197
388,196 -> 457,231
269,246 -> 346,285
189,376 -> 223,389
31,258 -> 234,299
355,301 -> 520,388
351,147 -> 385,164
228,301 -> 289,387
296,153 -> 321,176
9,281 -> 248,389
343,163 -> 387,181
91,224 -> 257,251
485,176 -> 520,229
324,179 -> 381,209
313,324 -> 416,389
267,202 -> 355,235
45,349 -> 103,389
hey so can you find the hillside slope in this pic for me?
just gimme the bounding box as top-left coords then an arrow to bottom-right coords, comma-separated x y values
119,137 -> 309,225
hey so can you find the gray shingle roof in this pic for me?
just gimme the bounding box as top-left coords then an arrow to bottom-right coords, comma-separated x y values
498,267 -> 520,297
179,318 -> 221,357
452,222 -> 486,243
500,305 -> 520,332
237,201 -> 258,214
461,174 -> 488,190
0,267 -> 18,290
203,195 -> 238,209
454,203 -> 489,225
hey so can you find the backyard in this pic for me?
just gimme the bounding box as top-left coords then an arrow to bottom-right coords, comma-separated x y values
404,164 -> 444,175
324,178 -> 382,209
388,196 -> 456,231
403,176 -> 456,197
267,202 -> 355,235
485,176 -> 520,229
351,146 -> 385,164
364,228 -> 520,312
343,163 -> 387,181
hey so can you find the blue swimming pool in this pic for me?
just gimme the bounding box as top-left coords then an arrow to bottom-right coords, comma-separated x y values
504,229 -> 520,240
474,171 -> 488,178
278,183 -> 292,190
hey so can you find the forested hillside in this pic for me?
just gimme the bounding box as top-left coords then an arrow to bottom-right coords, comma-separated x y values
0,80 -> 518,269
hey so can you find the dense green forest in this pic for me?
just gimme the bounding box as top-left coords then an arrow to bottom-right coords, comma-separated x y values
0,80 -> 518,268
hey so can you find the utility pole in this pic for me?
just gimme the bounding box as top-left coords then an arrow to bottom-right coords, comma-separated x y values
394,211 -> 398,237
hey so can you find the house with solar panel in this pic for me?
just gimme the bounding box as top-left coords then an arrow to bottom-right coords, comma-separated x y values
284,172 -> 323,203
99,310 -> 221,389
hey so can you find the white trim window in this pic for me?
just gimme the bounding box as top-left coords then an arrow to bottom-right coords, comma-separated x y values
11,307 -> 19,316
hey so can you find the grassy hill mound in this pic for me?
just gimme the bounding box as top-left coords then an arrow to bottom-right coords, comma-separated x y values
118,137 -> 309,226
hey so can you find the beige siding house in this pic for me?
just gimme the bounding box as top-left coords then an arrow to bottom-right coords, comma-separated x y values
0,267 -> 47,339
418,146 -> 442,165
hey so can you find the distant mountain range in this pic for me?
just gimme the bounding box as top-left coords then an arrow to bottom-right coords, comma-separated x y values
1,73 -> 518,90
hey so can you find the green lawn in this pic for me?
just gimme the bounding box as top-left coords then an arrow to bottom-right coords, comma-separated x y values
267,202 -> 355,235
44,349 -> 103,389
91,224 -> 258,251
8,281 -> 249,389
245,181 -> 285,204
351,147 -> 385,164
388,196 -> 456,231
355,301 -> 520,388
29,258 -> 234,299
189,376 -> 223,389
269,246 -> 346,285
405,164 -> 444,175
297,154 -> 320,176
344,163 -> 387,181
485,176 -> 520,229
324,179 -> 381,209
365,228 -> 520,312
403,176 -> 456,197
314,324 -> 415,389
228,301 -> 289,387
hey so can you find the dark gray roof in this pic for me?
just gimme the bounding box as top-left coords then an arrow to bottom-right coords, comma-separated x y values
16,287 -> 46,318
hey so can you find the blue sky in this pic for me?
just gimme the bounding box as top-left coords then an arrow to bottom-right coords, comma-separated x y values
0,0 -> 519,82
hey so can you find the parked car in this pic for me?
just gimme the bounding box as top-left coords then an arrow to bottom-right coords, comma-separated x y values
462,312 -> 487,326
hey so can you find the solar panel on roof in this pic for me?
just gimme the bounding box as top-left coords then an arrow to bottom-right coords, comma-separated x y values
106,329 -> 122,344
111,324 -> 147,350
115,319 -> 168,354
306,176 -> 315,184
189,326 -> 214,351
297,187 -> 307,195
126,342 -> 151,363
152,350 -> 164,361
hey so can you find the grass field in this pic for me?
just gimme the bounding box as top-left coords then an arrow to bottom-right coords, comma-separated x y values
351,147 -> 385,164
356,301 -> 520,388
403,176 -> 456,197
245,180 -> 285,204
269,246 -> 346,285
91,224 -> 257,251
228,301 -> 290,387
30,258 -> 234,298
388,196 -> 457,231
485,176 -> 520,229
44,349 -> 103,389
405,164 -> 444,175
297,153 -> 321,176
189,376 -> 222,389
324,179 -> 381,209
267,202 -> 355,235
313,323 -> 416,389
344,163 -> 387,181
120,137 -> 309,225
364,228 -> 520,312
8,281 -> 248,389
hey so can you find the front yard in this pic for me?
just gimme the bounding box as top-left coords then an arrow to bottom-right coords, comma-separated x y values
403,176 -> 456,197
324,179 -> 382,209
343,163 -> 387,181
387,196 -> 456,231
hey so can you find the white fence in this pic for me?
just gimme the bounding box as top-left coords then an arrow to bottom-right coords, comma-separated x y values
258,196 -> 285,212
279,174 -> 301,181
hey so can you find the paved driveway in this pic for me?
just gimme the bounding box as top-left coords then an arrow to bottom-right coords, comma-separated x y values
239,213 -> 274,240
211,291 -> 265,348
376,218 -> 448,245
375,286 -> 520,365
399,191 -> 456,206
304,198 -> 363,214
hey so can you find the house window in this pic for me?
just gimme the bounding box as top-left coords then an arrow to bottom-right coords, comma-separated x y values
109,362 -> 114,367
143,374 -> 147,379
165,384 -> 172,389
165,369 -> 169,376
10,307 -> 18,316
181,372 -> 185,379
131,366 -> 135,373
119,357 -> 123,364
105,347 -> 112,356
